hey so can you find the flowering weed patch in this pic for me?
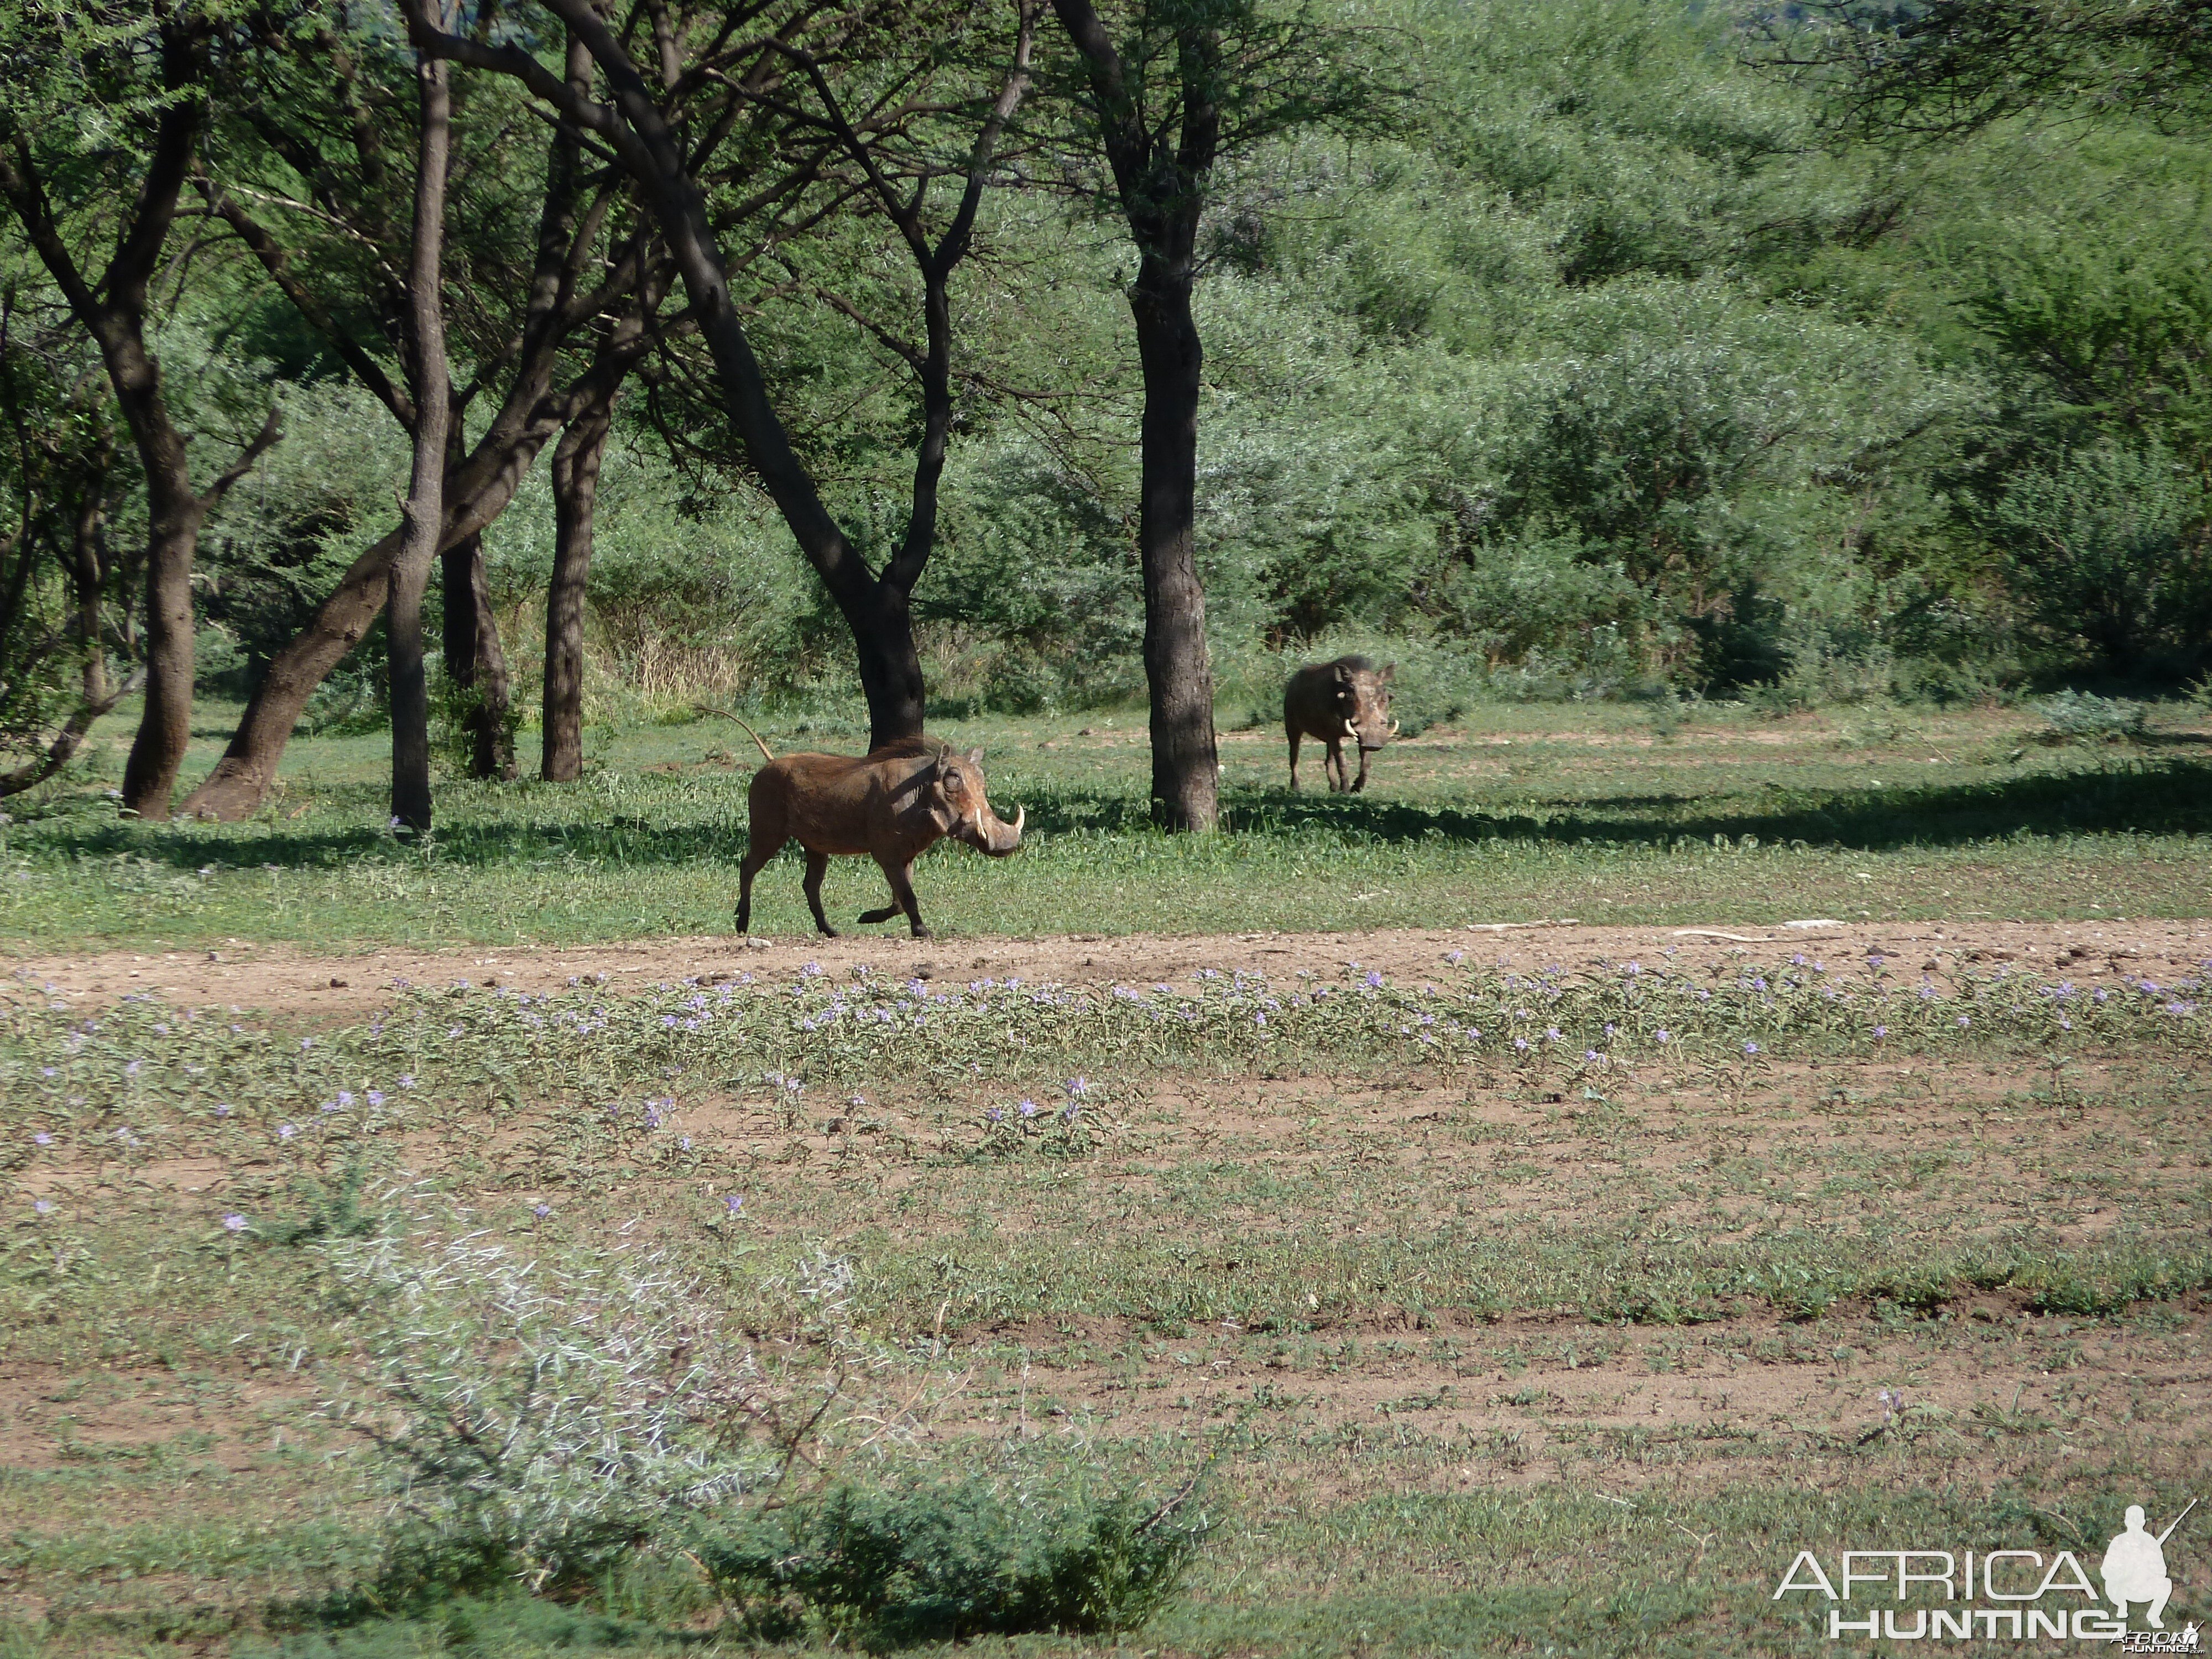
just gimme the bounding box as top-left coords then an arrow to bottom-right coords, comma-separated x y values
2,936 -> 2208,1655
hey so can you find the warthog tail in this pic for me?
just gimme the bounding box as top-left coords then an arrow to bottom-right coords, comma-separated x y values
696,705 -> 776,764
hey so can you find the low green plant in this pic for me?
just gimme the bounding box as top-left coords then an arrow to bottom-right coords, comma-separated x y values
695,1474 -> 1211,1650
2033,689 -> 2148,744
254,1156 -> 385,1246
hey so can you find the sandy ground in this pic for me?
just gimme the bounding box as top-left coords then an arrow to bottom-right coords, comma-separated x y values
13,916 -> 2209,1014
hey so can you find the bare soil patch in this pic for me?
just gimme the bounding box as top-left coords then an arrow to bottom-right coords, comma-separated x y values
914,1292 -> 2212,1499
16,917 -> 2210,1017
0,1361 -> 322,1478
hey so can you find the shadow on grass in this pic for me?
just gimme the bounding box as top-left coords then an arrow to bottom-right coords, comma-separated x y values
16,757 -> 2210,873
1209,755 -> 2210,849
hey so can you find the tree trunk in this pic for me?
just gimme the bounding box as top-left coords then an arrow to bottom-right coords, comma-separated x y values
388,17 -> 454,833
441,530 -> 515,779
1046,0 -> 1223,831
854,585 -> 928,751
121,473 -> 205,814
1130,268 -> 1219,830
103,376 -> 276,813
69,480 -> 112,707
664,233 -> 931,751
542,395 -> 609,781
0,476 -> 139,799
183,521 -> 404,817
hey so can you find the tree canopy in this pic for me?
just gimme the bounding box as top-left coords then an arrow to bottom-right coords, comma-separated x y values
3,0 -> 2207,816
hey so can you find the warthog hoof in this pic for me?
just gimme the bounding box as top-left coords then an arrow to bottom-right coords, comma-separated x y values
857,905 -> 899,925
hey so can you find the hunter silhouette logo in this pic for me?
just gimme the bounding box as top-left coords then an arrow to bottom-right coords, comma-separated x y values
1772,1494 -> 2199,1646
2104,1501 -> 2191,1630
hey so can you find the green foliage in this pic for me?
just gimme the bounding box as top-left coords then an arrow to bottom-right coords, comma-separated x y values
251,1156 -> 386,1246
7,0 -> 2212,791
696,1476 -> 1211,1648
1986,444 -> 2212,674
2032,688 -> 2150,743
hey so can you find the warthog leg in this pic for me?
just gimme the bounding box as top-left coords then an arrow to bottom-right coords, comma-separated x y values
734,842 -> 777,933
1324,737 -> 1347,792
1286,725 -> 1303,791
1353,746 -> 1371,792
873,853 -> 931,938
802,849 -> 838,936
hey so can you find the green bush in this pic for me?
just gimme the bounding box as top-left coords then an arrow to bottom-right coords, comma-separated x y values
2032,688 -> 2148,744
1989,445 -> 2212,676
695,1475 -> 1211,1650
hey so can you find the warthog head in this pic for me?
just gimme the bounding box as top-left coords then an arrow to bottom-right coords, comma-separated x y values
927,745 -> 1024,857
1332,658 -> 1397,752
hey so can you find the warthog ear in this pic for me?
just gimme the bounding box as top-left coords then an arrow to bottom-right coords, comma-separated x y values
1333,662 -> 1352,683
965,747 -> 983,765
1379,662 -> 1396,682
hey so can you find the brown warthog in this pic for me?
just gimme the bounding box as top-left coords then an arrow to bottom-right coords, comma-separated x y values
733,733 -> 1024,938
1284,655 -> 1396,792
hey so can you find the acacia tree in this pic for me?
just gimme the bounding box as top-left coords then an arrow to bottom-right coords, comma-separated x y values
1763,1 -> 2212,143
413,0 -> 1042,752
1044,0 -> 1384,829
181,0 -> 877,812
0,7 -> 281,817
174,13 -> 689,820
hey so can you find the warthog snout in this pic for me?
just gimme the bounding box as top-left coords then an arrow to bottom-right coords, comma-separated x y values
959,799 -> 1025,858
1285,656 -> 1397,792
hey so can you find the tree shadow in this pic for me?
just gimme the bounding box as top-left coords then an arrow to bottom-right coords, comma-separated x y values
28,812 -> 751,875
1033,757 -> 2212,850
17,757 -> 2209,872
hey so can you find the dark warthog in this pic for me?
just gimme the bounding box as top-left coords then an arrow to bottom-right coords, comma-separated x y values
732,730 -> 1024,938
1284,655 -> 1396,792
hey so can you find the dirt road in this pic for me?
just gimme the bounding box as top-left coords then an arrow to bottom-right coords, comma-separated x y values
14,916 -> 2207,1014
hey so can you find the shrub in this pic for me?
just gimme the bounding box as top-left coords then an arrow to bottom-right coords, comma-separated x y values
319,1197 -> 906,1594
2031,689 -> 2148,744
1989,444 -> 2212,676
694,1473 -> 1211,1650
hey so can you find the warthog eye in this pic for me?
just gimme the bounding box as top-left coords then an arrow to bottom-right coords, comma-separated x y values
942,770 -> 964,793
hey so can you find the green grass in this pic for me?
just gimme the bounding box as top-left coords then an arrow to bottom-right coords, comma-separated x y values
4,945 -> 2210,1653
3,695 -> 2209,1654
2,698 -> 2208,951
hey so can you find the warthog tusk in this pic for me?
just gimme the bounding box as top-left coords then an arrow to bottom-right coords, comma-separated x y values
1388,718 -> 1399,734
1009,805 -> 1025,837
1342,717 -> 1359,739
